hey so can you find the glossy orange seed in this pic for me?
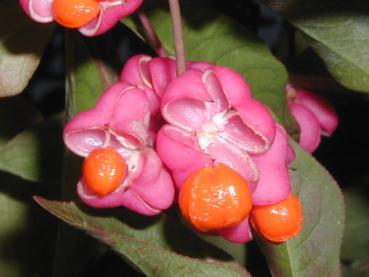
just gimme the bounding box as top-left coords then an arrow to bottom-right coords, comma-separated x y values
52,0 -> 100,28
179,163 -> 253,232
251,195 -> 303,243
82,147 -> 127,197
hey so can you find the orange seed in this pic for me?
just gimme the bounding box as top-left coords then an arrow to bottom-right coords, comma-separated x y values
82,147 -> 127,197
52,0 -> 100,28
251,195 -> 303,243
179,164 -> 253,232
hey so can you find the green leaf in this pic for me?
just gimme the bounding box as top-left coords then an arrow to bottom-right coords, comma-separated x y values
35,197 -> 250,277
201,235 -> 246,266
256,141 -> 344,276
262,0 -> 369,94
0,0 -> 54,97
66,32 -> 108,119
123,1 -> 294,129
0,119 -> 63,182
65,31 -> 120,119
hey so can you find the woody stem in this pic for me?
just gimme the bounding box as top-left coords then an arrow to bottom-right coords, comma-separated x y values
137,12 -> 166,57
168,0 -> 186,75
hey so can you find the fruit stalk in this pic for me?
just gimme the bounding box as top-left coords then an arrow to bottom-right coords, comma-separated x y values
137,12 -> 166,57
168,0 -> 186,75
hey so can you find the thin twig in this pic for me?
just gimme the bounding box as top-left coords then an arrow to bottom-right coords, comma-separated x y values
137,12 -> 166,57
168,0 -> 186,75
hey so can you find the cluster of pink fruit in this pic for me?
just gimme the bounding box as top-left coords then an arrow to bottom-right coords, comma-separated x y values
19,0 -> 338,244
63,55 -> 305,243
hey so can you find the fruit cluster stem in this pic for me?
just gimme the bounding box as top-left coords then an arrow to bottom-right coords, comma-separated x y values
137,12 -> 166,57
168,0 -> 186,75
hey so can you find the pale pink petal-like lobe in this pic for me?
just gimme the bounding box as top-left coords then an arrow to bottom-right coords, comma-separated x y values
162,79 -> 209,105
189,61 -> 212,71
135,169 -> 174,210
149,57 -> 177,97
202,70 -> 230,114
77,179 -> 125,208
171,170 -> 193,190
286,144 -> 296,164
215,217 -> 253,243
109,87 -> 151,147
212,66 -> 252,106
289,102 -> 321,153
251,125 -> 293,205
295,89 -> 338,135
77,180 -> 162,215
79,0 -> 144,36
120,55 -> 175,137
63,83 -> 134,156
120,55 -> 153,89
119,189 -> 162,216
19,0 -> 53,23
203,70 -> 275,154
207,141 -> 258,188
234,100 -> 276,153
130,149 -> 175,210
156,126 -> 212,189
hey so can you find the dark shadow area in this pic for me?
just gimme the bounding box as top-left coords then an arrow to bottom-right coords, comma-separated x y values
0,1 -> 55,55
340,177 -> 369,276
82,250 -> 145,277
314,89 -> 369,187
258,0 -> 369,19
36,118 -> 64,183
63,23 -> 154,99
287,49 -> 360,96
163,207 -> 233,261
83,24 -> 155,76
24,29 -> 65,117
142,0 -> 263,41
0,95 -> 42,140
76,200 -> 163,230
74,201 -> 233,261
0,171 -> 59,277
246,239 -> 272,277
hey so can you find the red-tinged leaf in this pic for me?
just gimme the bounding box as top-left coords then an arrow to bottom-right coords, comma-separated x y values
35,196 -> 251,277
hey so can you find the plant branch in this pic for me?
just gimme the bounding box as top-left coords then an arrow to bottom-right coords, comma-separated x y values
168,0 -> 186,75
137,12 -> 166,57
